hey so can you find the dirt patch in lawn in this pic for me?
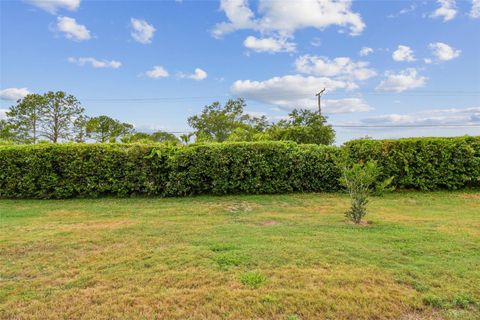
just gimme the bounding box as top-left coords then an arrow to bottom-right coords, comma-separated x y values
259,220 -> 279,226
59,220 -> 136,232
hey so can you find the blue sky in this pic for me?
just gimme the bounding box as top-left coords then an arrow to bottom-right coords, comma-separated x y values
1,0 -> 479,143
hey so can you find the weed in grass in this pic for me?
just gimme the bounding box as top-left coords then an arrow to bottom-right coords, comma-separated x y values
412,281 -> 430,293
214,252 -> 249,268
210,243 -> 237,252
453,293 -> 477,309
423,295 -> 449,309
240,271 -> 267,289
287,315 -> 300,320
261,294 -> 276,303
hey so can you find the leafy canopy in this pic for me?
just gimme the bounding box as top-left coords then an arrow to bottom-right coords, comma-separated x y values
86,115 -> 134,143
187,98 -> 267,142
267,109 -> 335,145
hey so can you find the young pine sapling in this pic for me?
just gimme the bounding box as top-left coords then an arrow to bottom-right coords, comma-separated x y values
340,160 -> 393,224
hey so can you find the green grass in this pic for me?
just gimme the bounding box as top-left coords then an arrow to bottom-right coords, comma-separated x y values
0,191 -> 479,319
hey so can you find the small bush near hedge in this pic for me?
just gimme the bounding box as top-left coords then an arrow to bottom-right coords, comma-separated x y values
344,136 -> 480,190
0,136 -> 478,198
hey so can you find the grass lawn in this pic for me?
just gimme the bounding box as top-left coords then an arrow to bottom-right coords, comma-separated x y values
1,191 -> 479,320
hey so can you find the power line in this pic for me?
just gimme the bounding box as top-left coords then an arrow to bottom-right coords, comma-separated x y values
331,124 -> 480,128
152,124 -> 480,135
80,90 -> 480,103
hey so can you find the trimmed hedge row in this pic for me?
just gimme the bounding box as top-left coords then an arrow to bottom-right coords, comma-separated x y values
0,137 -> 478,198
344,136 -> 480,190
0,142 -> 341,198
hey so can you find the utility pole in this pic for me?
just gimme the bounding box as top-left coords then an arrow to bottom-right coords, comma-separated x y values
316,88 -> 326,115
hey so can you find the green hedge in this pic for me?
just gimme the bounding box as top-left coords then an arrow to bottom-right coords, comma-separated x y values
0,142 -> 341,198
0,137 -> 478,198
166,142 -> 341,196
344,136 -> 480,190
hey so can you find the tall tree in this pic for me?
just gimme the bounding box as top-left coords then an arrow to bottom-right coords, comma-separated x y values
72,115 -> 89,143
187,98 -> 267,142
267,109 -> 335,145
6,94 -> 46,144
0,119 -> 17,142
122,131 -> 180,144
150,131 -> 180,143
86,115 -> 134,143
41,91 -> 85,143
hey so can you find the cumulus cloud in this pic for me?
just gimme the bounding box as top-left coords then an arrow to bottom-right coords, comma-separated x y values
55,16 -> 91,41
376,68 -> 427,93
130,18 -> 156,44
0,88 -> 31,101
212,0 -> 365,39
392,45 -> 415,62
179,68 -> 208,81
244,35 -> 296,53
294,55 -> 376,81
359,47 -> 373,56
68,57 -> 121,69
231,74 -> 360,111
361,107 -> 480,126
430,0 -> 457,22
471,0 -> 480,18
0,109 -> 8,120
387,3 -> 417,18
428,42 -> 461,61
145,66 -> 169,79
322,98 -> 372,114
27,0 -> 80,14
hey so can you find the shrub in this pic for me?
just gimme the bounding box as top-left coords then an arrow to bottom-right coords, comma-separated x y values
240,271 -> 267,288
344,136 -> 480,190
0,137 -> 478,199
165,142 -> 341,196
0,143 -> 172,198
340,160 -> 392,224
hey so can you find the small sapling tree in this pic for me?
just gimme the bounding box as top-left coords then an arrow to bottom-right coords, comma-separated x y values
340,160 -> 393,224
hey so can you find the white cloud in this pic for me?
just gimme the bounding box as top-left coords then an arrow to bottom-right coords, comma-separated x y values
212,0 -> 257,38
130,18 -> 155,44
0,88 -> 31,101
244,35 -> 296,53
428,42 -> 461,61
294,55 -> 376,81
323,98 -> 372,114
470,0 -> 480,18
27,0 -> 80,14
55,16 -> 91,41
231,74 -> 358,110
361,107 -> 480,125
376,68 -> 427,93
430,0 -> 457,22
392,45 -> 415,62
68,57 -> 121,69
359,47 -> 373,56
244,111 -> 268,119
145,66 -> 169,79
179,68 -> 208,81
310,37 -> 322,47
212,0 -> 365,38
424,58 -> 433,64
0,109 -> 8,120
387,3 -> 417,18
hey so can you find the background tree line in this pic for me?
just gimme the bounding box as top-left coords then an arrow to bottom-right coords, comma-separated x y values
0,91 -> 335,145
